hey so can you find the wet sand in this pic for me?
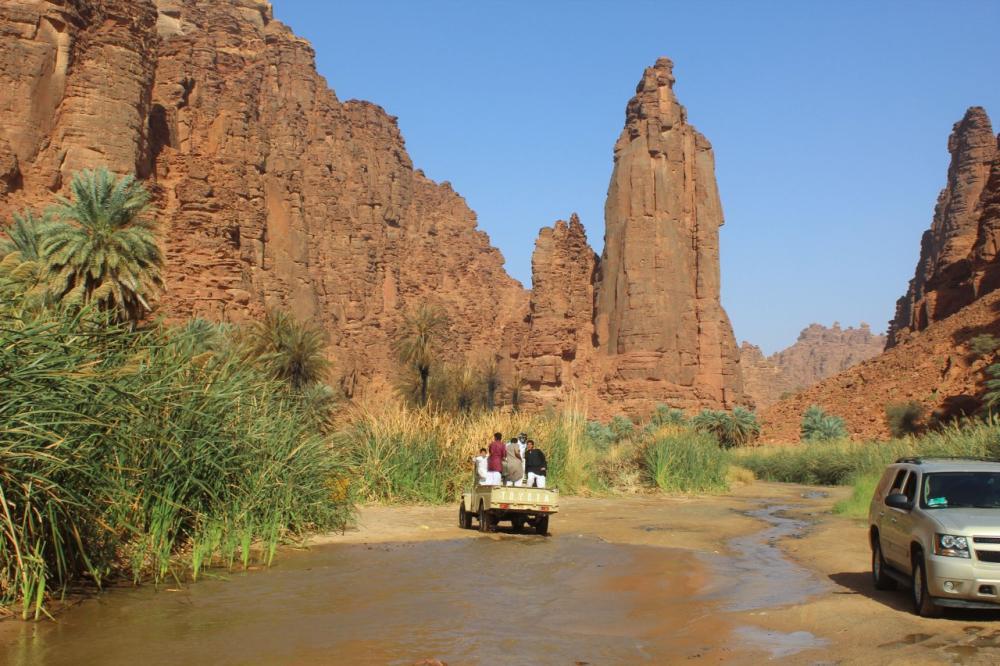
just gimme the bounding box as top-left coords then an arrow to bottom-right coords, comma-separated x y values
4,482 -> 1000,664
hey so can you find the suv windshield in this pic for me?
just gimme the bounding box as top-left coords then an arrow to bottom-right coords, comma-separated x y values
921,472 -> 1000,509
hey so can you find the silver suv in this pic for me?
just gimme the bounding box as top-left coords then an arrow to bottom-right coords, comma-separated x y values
869,458 -> 1000,617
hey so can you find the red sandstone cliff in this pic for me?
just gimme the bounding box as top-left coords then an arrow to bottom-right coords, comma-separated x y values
0,0 -> 526,396
889,107 -> 1000,345
0,3 -> 742,413
740,324 -> 886,408
507,58 -> 745,416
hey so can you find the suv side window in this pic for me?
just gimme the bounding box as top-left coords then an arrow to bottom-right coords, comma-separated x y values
902,471 -> 918,503
888,469 -> 908,495
876,467 -> 897,498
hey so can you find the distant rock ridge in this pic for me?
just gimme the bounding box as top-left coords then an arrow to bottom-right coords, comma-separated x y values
0,4 -> 742,415
740,323 -> 886,408
888,106 -> 1000,346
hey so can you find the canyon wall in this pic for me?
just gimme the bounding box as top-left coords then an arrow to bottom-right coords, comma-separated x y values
888,107 -> 1000,346
740,323 -> 886,408
0,0 -> 526,396
0,3 -> 743,414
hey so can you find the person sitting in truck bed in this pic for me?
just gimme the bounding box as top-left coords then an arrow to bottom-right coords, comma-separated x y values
503,437 -> 523,486
474,448 -> 490,485
524,440 -> 547,488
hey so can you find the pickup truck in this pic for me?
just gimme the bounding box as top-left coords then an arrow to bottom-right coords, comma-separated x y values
459,484 -> 559,535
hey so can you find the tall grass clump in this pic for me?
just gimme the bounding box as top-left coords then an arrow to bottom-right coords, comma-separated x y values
739,418 -> 1000,491
0,306 -> 351,618
643,432 -> 730,493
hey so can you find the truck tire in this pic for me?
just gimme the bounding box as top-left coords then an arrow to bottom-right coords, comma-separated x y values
871,538 -> 896,590
459,503 -> 472,530
478,502 -> 492,533
511,517 -> 526,533
912,552 -> 942,618
535,515 -> 549,536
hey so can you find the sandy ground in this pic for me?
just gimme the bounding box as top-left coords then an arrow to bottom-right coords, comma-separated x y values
316,482 -> 1000,664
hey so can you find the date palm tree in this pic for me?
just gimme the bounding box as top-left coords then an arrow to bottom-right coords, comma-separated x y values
0,211 -> 48,308
393,304 -> 448,406
246,309 -> 332,390
41,168 -> 163,324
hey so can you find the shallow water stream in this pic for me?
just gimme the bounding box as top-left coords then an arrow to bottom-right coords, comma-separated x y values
1,536 -> 718,665
0,501 -> 831,664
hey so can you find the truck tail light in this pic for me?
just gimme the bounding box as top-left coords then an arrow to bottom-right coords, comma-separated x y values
499,503 -> 510,509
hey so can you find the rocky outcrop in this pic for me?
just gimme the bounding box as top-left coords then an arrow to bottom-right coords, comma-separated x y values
504,214 -> 598,408
507,59 -> 745,416
0,0 -> 159,196
741,324 -> 886,408
889,107 -> 1000,345
593,57 -> 744,412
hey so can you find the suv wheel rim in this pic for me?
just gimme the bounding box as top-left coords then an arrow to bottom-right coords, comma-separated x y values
914,564 -> 923,604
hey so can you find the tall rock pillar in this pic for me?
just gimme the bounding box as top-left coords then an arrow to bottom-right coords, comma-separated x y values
594,57 -> 744,409
888,107 -> 999,346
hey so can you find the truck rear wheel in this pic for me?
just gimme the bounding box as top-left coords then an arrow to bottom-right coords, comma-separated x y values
535,515 -> 549,536
459,503 -> 472,529
478,502 -> 492,533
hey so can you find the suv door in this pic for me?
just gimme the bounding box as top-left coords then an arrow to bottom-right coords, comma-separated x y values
881,468 -> 913,568
893,471 -> 920,574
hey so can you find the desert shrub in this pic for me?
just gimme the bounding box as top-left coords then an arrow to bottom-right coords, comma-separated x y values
585,420 -> 615,450
649,404 -> 687,428
609,414 -> 635,441
692,408 -> 760,448
800,405 -> 848,442
969,334 -> 1000,357
885,401 -> 924,438
642,432 -> 730,493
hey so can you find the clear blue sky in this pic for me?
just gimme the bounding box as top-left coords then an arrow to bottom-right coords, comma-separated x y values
271,0 -> 1000,354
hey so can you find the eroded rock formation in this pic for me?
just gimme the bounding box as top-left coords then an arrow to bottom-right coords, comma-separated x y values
889,107 -> 1000,345
507,59 -> 745,416
593,57 -> 744,412
741,323 -> 886,408
0,3 -> 741,413
503,214 -> 598,408
0,0 -> 525,396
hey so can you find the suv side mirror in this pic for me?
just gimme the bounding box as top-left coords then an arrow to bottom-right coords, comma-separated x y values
885,493 -> 913,511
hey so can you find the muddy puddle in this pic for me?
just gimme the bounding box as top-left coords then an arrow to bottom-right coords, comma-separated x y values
0,536 -> 721,665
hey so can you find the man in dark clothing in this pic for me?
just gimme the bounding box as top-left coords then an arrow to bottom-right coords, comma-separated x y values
486,432 -> 505,486
524,440 -> 547,488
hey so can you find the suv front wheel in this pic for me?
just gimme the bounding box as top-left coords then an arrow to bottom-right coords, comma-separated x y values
912,551 -> 943,618
871,537 -> 896,590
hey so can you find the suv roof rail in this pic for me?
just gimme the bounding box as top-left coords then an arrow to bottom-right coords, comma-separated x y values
894,456 -> 1000,465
